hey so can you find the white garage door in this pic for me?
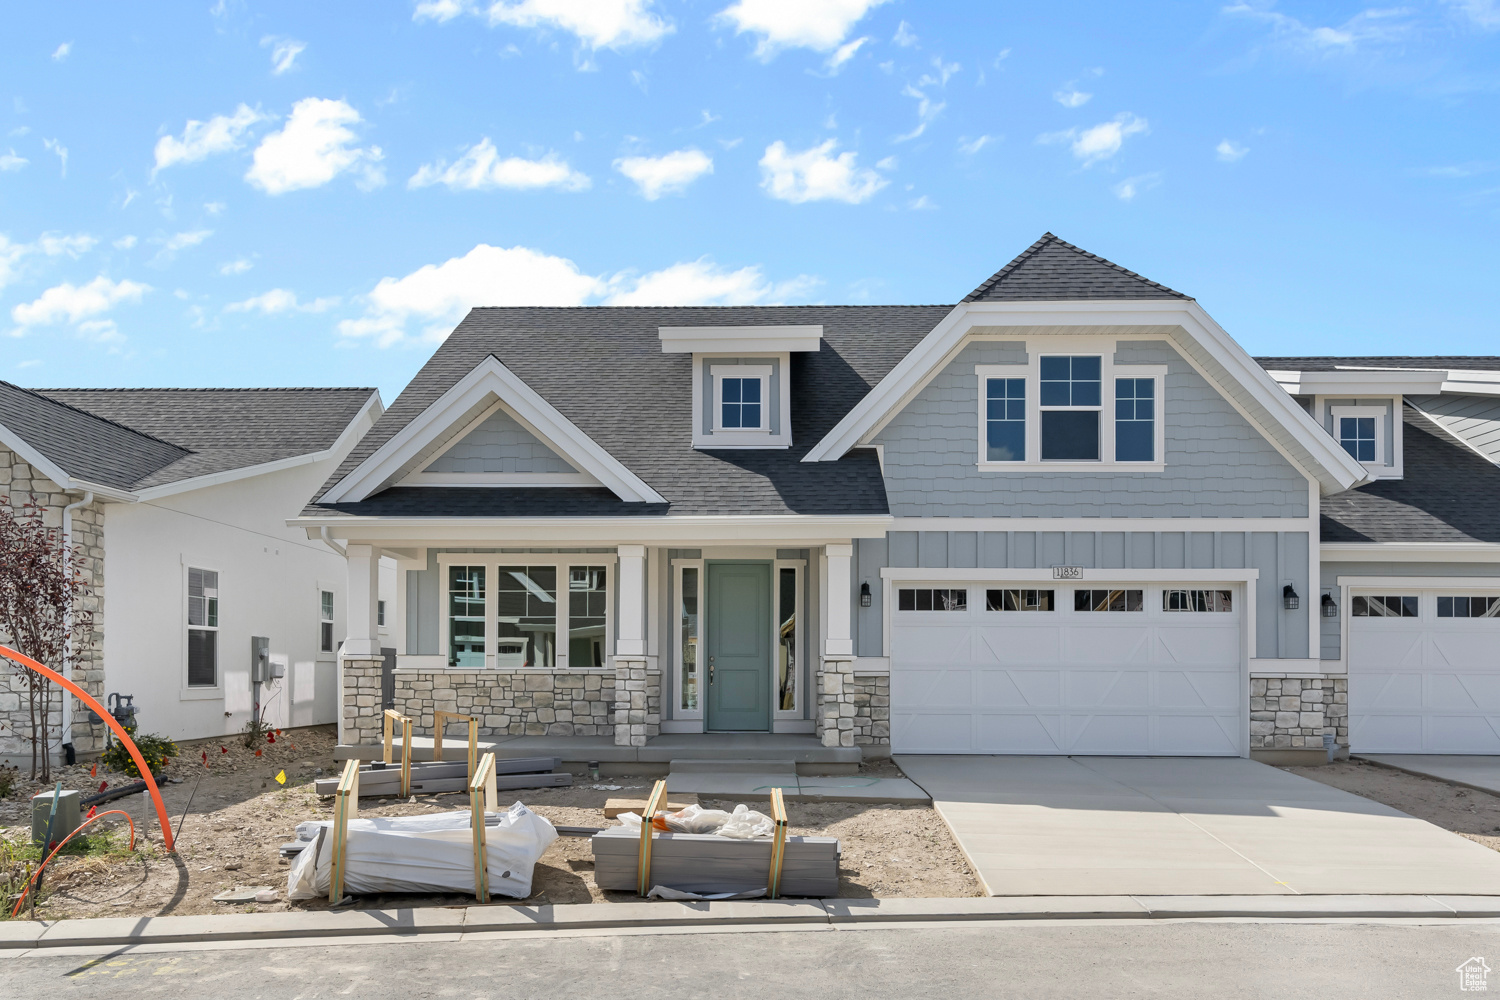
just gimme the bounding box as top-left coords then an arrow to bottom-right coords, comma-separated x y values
1349,589 -> 1500,753
890,583 -> 1243,755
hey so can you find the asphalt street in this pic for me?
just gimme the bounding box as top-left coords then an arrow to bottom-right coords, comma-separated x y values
6,919 -> 1498,999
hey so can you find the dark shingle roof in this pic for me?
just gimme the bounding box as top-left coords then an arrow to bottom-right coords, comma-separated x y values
307,305 -> 952,519
1257,357 -> 1500,373
0,385 -> 376,492
962,233 -> 1189,303
1322,406 -> 1500,544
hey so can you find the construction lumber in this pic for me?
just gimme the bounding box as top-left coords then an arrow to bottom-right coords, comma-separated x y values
604,793 -> 698,818
469,753 -> 498,903
592,827 -> 840,898
329,758 -> 360,903
314,769 -> 571,797
382,710 -> 414,797
768,787 -> 788,900
637,780 -> 668,896
433,711 -> 478,777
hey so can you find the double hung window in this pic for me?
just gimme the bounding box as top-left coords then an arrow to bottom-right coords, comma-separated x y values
319,590 -> 335,653
1040,356 -> 1102,461
187,568 -> 219,687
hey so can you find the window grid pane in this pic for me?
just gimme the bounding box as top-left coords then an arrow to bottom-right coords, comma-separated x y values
985,377 -> 1025,462
1040,355 -> 1102,407
985,589 -> 1054,611
1351,595 -> 1418,618
1340,416 -> 1377,463
1074,589 -> 1144,612
1438,596 -> 1500,618
1115,377 -> 1155,462
496,566 -> 557,668
568,566 -> 607,668
721,376 -> 763,429
1163,589 -> 1233,612
897,588 -> 967,612
448,566 -> 486,667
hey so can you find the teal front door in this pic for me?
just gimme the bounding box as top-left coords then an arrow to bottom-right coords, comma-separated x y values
706,561 -> 772,732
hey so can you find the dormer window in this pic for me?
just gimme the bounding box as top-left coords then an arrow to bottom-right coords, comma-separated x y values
714,367 -> 769,431
1338,415 -> 1376,462
1328,403 -> 1397,477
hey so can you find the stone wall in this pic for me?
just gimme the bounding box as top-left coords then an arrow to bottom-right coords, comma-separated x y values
847,673 -> 890,747
611,660 -> 659,747
1250,676 -> 1347,751
0,447 -> 106,763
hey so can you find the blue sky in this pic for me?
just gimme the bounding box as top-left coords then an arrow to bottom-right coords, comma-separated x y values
2,2 -> 1497,403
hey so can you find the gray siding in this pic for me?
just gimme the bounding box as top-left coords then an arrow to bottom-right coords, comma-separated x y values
1318,560 -> 1500,661
426,408 -> 575,474
874,339 -> 1309,517
406,549 -> 441,655
856,528 -> 1311,659
1408,394 -> 1500,464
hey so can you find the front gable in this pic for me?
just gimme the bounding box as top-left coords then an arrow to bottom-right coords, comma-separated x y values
319,356 -> 664,504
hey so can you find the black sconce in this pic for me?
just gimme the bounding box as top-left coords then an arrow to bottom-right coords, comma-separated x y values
1321,593 -> 1338,618
859,582 -> 872,608
1283,584 -> 1300,611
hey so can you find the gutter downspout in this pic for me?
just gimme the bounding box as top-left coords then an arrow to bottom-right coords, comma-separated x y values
320,526 -> 346,557
61,491 -> 95,752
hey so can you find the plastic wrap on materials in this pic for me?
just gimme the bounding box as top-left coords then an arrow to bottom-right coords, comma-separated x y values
615,802 -> 774,840
286,802 -> 556,900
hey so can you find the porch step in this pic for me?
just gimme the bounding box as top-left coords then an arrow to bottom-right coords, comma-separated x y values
669,758 -> 798,774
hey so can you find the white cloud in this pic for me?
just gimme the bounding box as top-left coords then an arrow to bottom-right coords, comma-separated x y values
759,139 -> 887,204
895,84 -> 946,142
718,0 -> 891,57
113,235 -> 137,250
1445,0 -> 1500,29
0,237 -> 25,291
1113,172 -> 1162,200
153,104 -> 266,174
1224,3 -> 1415,53
1039,113 -> 1149,166
43,139 -> 67,177
408,138 -> 589,191
825,36 -> 869,71
10,276 -> 149,332
38,232 -> 97,257
1216,139 -> 1249,162
204,201 -> 226,215
957,134 -> 996,155
220,258 -> 253,275
0,148 -> 26,172
1054,89 -> 1092,107
603,258 -> 817,306
158,230 -> 213,254
226,288 -> 339,314
614,149 -> 713,199
893,20 -> 917,46
52,42 -> 71,61
908,194 -> 935,210
262,36 -> 307,74
418,0 -> 672,50
340,242 -> 819,345
246,98 -> 384,194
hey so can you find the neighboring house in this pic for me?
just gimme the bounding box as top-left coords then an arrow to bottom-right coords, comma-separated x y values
0,384 -> 388,762
297,233 -> 1500,762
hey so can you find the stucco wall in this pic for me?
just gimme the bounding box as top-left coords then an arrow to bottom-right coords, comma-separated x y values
874,339 -> 1309,518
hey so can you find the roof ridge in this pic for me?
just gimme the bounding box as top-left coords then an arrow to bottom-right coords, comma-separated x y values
3,380 -> 193,453
35,386 -> 378,392
962,232 -> 1189,302
465,304 -> 955,312
961,232 -> 1056,302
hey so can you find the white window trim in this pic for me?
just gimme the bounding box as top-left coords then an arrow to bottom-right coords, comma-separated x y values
435,553 -> 615,672
182,563 -> 223,699
1329,402 -> 1399,479
974,346 -> 1167,472
693,355 -> 792,449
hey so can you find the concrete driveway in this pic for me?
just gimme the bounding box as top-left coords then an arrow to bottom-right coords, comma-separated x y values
1357,755 -> 1500,796
896,755 -> 1500,896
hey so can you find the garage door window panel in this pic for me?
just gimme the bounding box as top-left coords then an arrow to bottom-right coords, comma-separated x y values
986,589 -> 1054,612
1352,595 -> 1418,618
1438,596 -> 1500,619
1075,589 -> 1143,612
1163,589 -> 1232,612
897,588 -> 967,612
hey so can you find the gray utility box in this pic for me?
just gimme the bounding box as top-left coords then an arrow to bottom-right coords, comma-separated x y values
32,788 -> 81,847
250,635 -> 270,684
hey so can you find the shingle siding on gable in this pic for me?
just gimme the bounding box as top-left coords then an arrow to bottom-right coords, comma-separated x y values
425,408 -> 575,475
873,339 -> 1309,518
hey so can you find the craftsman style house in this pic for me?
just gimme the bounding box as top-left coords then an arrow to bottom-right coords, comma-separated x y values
299,235 -> 1500,762
0,385 -> 389,760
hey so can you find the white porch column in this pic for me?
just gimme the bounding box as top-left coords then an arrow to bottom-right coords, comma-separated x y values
615,545 -> 647,657
823,543 -> 854,657
344,543 -> 381,658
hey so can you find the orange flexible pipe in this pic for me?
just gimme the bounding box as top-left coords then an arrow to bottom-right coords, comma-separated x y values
10,808 -> 136,917
0,645 -> 175,852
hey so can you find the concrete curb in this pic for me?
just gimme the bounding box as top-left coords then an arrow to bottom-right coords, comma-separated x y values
6,895 -> 1500,950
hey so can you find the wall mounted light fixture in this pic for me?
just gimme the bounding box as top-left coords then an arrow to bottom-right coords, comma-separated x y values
1283,584 -> 1300,611
859,582 -> 872,608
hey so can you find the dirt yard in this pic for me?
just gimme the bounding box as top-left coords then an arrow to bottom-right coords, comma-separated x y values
0,726 -> 976,919
1285,758 -> 1500,853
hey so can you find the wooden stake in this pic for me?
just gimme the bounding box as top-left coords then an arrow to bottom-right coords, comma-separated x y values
637,778 -> 668,896
399,716 -> 413,798
330,757 -> 360,903
433,711 -> 479,780
469,752 -> 497,903
767,786 -> 789,900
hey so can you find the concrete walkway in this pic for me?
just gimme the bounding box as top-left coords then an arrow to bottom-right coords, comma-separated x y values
896,755 -> 1500,897
1358,754 -> 1500,796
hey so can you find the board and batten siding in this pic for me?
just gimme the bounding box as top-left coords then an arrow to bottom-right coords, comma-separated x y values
856,528 -> 1311,661
873,340 -> 1309,518
1318,560 -> 1500,662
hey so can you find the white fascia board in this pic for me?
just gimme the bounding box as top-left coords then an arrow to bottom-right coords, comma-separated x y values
802,299 -> 1370,494
890,516 -> 1314,531
0,422 -> 138,501
659,325 -> 822,354
288,513 -> 892,545
1321,542 -> 1500,563
881,567 -> 1259,582
1270,370 -> 1446,396
319,358 -> 664,504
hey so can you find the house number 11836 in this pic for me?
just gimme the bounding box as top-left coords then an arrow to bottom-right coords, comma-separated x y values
1052,566 -> 1084,580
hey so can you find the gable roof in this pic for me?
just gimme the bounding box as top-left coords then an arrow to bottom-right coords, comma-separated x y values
1258,356 -> 1500,373
962,233 -> 1190,303
1322,405 -> 1500,543
305,305 -> 951,519
0,384 -> 379,495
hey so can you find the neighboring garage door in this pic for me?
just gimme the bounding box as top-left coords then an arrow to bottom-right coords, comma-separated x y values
890,583 -> 1244,755
1349,589 -> 1500,753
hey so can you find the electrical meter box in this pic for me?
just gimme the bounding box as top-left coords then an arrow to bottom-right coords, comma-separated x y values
250,635 -> 270,684
32,788 -> 80,847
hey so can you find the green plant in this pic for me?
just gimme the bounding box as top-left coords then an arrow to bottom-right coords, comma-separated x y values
100,726 -> 177,777
241,715 -> 271,749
